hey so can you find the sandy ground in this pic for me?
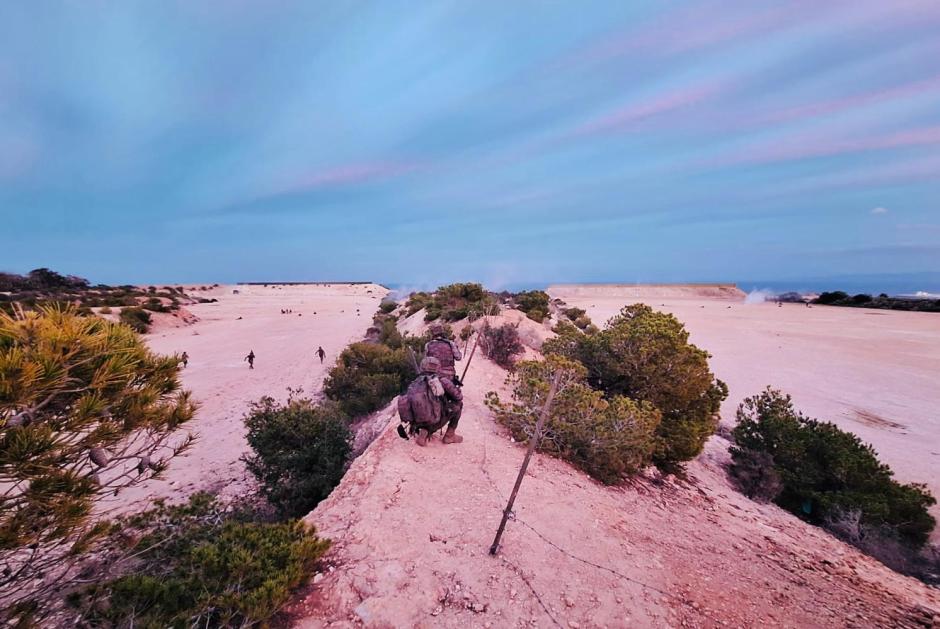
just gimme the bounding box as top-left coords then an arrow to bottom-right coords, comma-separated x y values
113,283 -> 386,509
292,352 -> 940,628
548,285 -> 940,540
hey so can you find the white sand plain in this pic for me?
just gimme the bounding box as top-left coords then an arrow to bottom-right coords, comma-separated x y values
117,283 -> 386,508
549,284 -> 940,536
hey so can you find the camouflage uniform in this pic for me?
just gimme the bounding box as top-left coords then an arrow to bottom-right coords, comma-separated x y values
424,324 -> 463,427
399,356 -> 464,446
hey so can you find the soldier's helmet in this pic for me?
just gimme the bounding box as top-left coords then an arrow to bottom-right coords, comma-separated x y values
429,323 -> 446,338
419,356 -> 441,374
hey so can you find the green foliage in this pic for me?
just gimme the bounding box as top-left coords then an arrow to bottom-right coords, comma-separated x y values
70,493 -> 330,628
513,290 -> 550,322
479,321 -> 524,369
408,283 -> 499,322
243,396 -> 352,518
730,388 -> 936,547
813,291 -> 940,312
543,304 -> 727,467
562,307 -> 586,321
323,342 -> 416,416
0,306 -> 195,618
119,306 -> 152,332
378,300 -> 398,314
486,356 -> 661,485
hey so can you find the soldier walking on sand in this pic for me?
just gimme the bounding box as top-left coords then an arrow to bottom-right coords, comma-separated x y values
316,346 -> 326,364
398,357 -> 464,446
245,350 -> 255,369
180,351 -> 189,368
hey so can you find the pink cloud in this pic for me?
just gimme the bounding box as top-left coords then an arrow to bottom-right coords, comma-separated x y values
722,125 -> 940,166
286,161 -> 420,193
570,80 -> 730,138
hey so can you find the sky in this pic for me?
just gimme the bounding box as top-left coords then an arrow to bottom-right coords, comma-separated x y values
1,1 -> 939,291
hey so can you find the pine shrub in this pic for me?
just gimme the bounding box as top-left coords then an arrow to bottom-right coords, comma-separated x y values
243,396 -> 352,518
486,356 -> 661,484
730,388 -> 936,547
70,493 -> 330,627
323,342 -> 415,416
543,304 -> 727,467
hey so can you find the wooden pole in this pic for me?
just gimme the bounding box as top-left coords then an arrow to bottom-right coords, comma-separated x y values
489,371 -> 561,555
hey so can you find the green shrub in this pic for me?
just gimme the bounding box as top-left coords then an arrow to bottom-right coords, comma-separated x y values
486,357 -> 660,484
814,290 -> 850,305
323,342 -> 416,416
70,493 -> 330,628
243,396 -> 352,518
730,388 -> 936,547
119,306 -> 152,333
573,314 -> 592,330
379,300 -> 397,314
514,290 -> 550,322
405,291 -> 431,316
543,304 -> 727,467
142,296 -> 169,313
563,307 -> 586,321
479,321 -> 524,369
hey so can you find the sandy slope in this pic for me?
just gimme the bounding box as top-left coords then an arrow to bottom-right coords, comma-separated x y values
112,283 -> 386,510
292,353 -> 940,628
548,285 -> 940,540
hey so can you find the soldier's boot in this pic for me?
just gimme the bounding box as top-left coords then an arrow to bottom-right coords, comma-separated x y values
415,429 -> 430,447
442,426 -> 464,444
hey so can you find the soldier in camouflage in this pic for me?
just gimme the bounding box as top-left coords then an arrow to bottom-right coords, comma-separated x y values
424,323 -> 464,429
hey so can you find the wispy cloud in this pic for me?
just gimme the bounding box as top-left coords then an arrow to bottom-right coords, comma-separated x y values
870,207 -> 889,215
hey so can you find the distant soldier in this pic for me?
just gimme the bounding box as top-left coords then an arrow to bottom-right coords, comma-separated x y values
397,357 -> 464,446
316,346 -> 326,364
245,350 -> 255,369
180,351 -> 189,368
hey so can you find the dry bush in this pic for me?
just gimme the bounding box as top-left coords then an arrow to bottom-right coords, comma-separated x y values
479,321 -> 524,369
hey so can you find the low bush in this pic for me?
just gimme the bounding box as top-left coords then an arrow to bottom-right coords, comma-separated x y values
730,388 -> 936,547
543,304 -> 727,468
69,493 -> 330,627
142,296 -> 169,313
513,290 -> 550,322
486,356 -> 661,484
243,395 -> 352,518
119,306 -> 152,333
323,342 -> 416,416
378,300 -> 397,314
563,306 -> 586,321
98,305 -> 112,314
812,290 -> 940,312
479,321 -> 524,369
409,283 -> 499,322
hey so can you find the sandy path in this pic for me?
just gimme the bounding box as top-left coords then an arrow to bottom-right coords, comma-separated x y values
114,283 -> 386,508
548,287 -> 940,538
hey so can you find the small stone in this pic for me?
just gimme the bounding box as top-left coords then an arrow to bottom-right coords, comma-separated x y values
510,589 -> 518,599
431,605 -> 443,617
565,597 -> 575,608
313,573 -> 324,584
568,622 -> 580,628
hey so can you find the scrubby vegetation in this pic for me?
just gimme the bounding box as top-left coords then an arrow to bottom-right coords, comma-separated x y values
0,306 -> 195,621
486,356 -> 661,484
543,304 -> 727,468
323,342 -> 416,416
512,290 -> 551,322
405,283 -> 499,322
813,290 -> 940,312
479,321 -> 525,369
243,395 -> 352,518
730,389 -> 936,571
119,305 -> 153,332
0,268 -> 197,320
69,493 -> 330,627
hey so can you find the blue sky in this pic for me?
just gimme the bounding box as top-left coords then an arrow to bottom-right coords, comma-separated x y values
1,1 -> 939,290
